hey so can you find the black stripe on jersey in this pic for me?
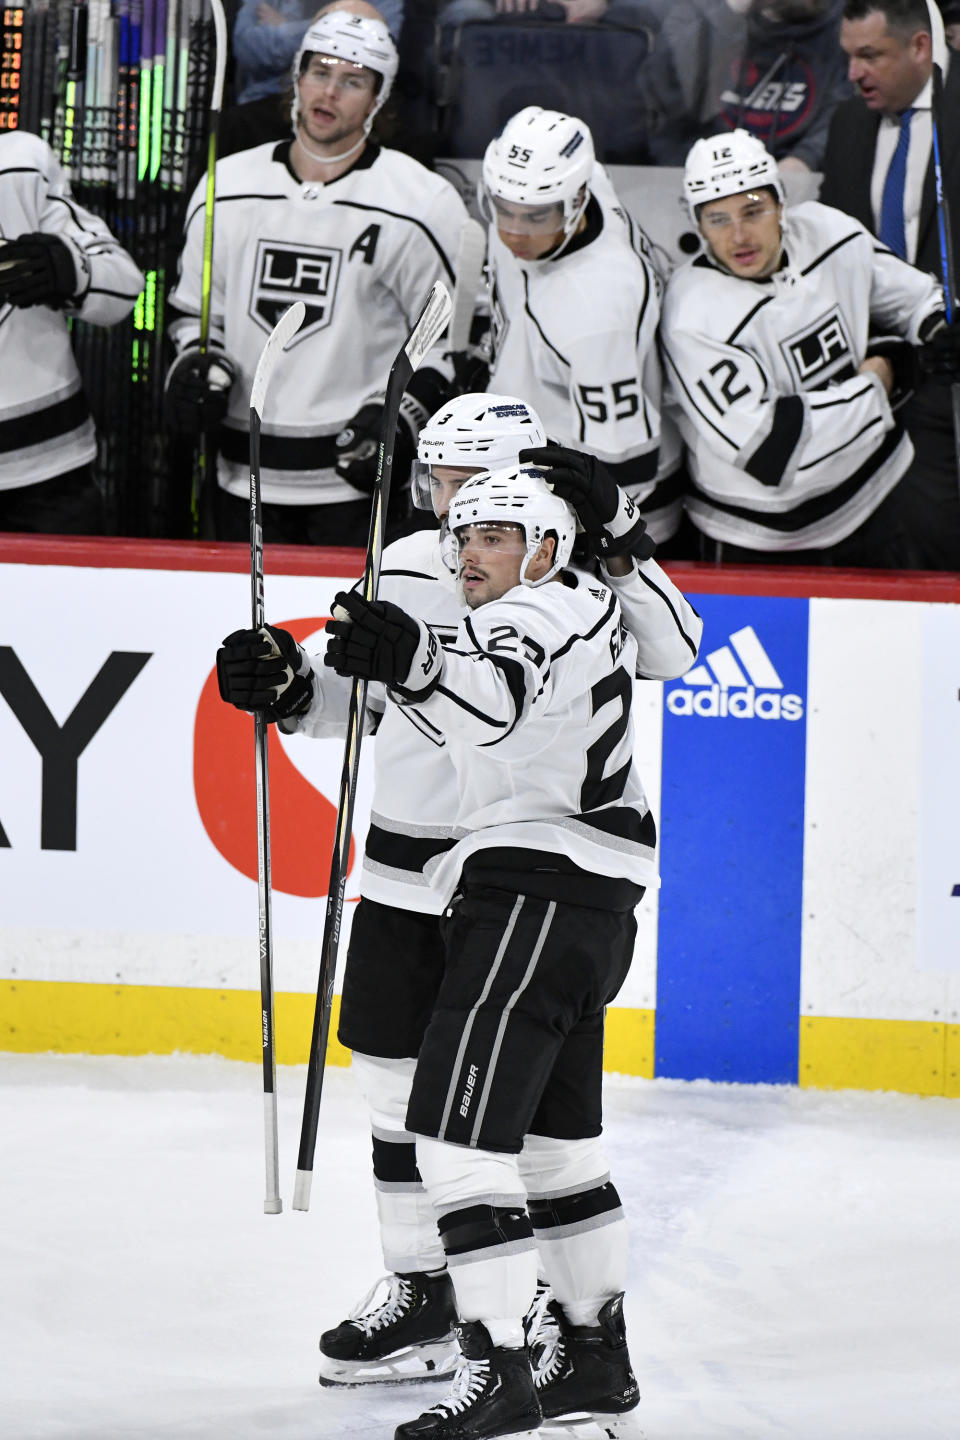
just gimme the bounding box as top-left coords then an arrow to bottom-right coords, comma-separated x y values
727,294 -> 775,344
0,390 -> 89,453
660,338 -> 739,450
331,200 -> 456,283
463,615 -> 529,743
744,394 -> 805,486
809,383 -> 874,409
85,286 -> 145,302
795,415 -> 884,471
528,1180 -> 622,1232
185,192 -> 286,230
576,803 -> 657,850
521,272 -> 570,367
550,590 -> 618,662
801,231 -> 860,276
607,450 -> 659,488
380,568 -> 438,581
219,426 -> 338,471
433,682 -> 509,729
0,165 -> 43,179
693,423 -> 903,531
365,821 -> 456,875
395,703 -> 446,746
632,570 -> 701,665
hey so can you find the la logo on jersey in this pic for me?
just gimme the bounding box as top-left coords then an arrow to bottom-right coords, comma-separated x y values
667,624 -> 803,720
781,306 -> 853,389
250,239 -> 342,336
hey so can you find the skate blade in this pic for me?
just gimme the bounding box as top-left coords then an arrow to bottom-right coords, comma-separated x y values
541,1410 -> 645,1440
318,1337 -> 459,1388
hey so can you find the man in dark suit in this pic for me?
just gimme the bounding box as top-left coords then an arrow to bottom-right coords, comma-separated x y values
821,0 -> 960,569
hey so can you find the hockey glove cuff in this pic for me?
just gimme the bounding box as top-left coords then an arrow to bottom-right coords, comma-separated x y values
335,391 -> 429,495
217,624 -> 314,724
865,336 -> 920,413
521,443 -> 655,560
918,313 -> 960,379
165,348 -> 238,435
0,232 -> 80,309
324,590 -> 443,699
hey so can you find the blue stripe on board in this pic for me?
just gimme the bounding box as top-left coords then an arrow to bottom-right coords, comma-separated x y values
656,595 -> 809,1084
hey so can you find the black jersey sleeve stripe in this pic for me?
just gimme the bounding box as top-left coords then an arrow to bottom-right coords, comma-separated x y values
551,590 -> 618,661
522,272 -> 570,367
744,394 -> 806,486
795,415 -> 884,471
632,570 -> 701,663
84,286 -> 145,302
332,199 -> 456,283
477,652 -> 532,746
727,294 -> 774,344
380,568 -> 437,581
660,338 -> 739,450
801,231 -> 860,276
433,683 -> 509,728
808,383 -> 874,409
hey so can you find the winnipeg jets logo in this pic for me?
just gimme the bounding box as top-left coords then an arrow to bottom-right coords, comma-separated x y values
781,307 -> 854,390
249,240 -> 342,337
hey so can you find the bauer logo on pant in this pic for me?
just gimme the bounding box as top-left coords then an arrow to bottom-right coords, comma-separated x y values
250,241 -> 342,337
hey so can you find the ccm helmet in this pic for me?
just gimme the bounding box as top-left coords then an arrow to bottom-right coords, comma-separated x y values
683,129 -> 785,222
482,107 -> 595,241
291,12 -> 398,135
448,464 -> 576,588
413,393 -> 547,513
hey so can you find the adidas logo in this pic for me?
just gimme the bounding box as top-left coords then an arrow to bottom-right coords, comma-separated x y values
667,625 -> 803,720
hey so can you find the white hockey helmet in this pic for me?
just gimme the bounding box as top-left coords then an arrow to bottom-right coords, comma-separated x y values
481,107 -> 595,240
683,129 -> 785,222
412,393 -> 547,513
291,12 -> 399,135
449,464 -> 576,588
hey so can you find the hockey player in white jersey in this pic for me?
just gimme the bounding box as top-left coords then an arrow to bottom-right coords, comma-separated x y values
215,394 -> 701,1403
471,106 -> 685,548
660,128 -> 946,563
166,8 -> 468,546
323,465 -> 655,1439
0,130 -> 144,533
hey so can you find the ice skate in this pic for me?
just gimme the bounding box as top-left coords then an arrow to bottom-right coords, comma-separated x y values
318,1270 -> 459,1387
533,1294 -> 642,1439
394,1320 -> 542,1439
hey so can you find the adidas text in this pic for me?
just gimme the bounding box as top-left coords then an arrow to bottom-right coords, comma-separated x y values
667,684 -> 803,720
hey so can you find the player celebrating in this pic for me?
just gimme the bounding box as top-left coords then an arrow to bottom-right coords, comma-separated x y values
660,127 -> 947,564
166,6 -> 468,545
323,465 -> 655,1440
472,106 -> 685,549
216,395 -> 701,1402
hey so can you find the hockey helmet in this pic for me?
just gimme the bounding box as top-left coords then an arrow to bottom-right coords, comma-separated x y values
413,393 -> 547,514
448,463 -> 576,588
683,129 -> 785,223
291,12 -> 398,135
481,107 -> 595,241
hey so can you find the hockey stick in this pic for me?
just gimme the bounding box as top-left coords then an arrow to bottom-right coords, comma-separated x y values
930,61 -> 960,501
190,0 -> 227,538
293,281 -> 453,1212
248,300 -> 306,1216
448,217 -> 486,354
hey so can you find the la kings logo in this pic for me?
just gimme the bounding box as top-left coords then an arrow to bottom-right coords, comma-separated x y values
249,239 -> 342,337
780,306 -> 854,390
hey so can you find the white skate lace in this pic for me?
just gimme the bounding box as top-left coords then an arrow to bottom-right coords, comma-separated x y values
426,1354 -> 492,1417
526,1285 -> 564,1387
346,1274 -> 417,1338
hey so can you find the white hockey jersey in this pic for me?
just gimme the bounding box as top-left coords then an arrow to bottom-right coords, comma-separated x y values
660,201 -> 943,550
168,140 -> 468,504
394,573 -> 659,907
293,527 -> 702,913
0,131 -> 144,491
483,163 -> 684,542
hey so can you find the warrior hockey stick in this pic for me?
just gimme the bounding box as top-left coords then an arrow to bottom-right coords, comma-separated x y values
448,218 -> 486,354
191,0 -> 227,537
249,300 -> 306,1215
930,61 -> 960,499
293,281 -> 453,1212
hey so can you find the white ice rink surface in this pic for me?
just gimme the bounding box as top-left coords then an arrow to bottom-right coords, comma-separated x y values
2,1054 -> 958,1440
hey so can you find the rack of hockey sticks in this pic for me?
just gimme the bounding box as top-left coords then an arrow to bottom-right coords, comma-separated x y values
3,0 -> 223,535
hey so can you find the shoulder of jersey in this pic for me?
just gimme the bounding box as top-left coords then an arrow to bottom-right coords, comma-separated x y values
368,146 -> 462,202
478,575 -> 612,646
381,528 -> 444,577
0,129 -> 53,171
786,198 -> 868,251
215,142 -> 291,195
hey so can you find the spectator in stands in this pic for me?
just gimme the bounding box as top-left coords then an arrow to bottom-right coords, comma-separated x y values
641,0 -> 852,172
938,0 -> 960,49
234,0 -> 403,105
820,0 -> 960,568
0,131 -> 143,536
437,0 -> 658,32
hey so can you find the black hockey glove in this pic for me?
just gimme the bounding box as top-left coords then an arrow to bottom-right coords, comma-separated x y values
0,232 -> 79,309
864,335 -> 920,413
520,443 -> 656,561
334,392 -> 428,494
165,349 -> 238,435
216,624 -> 314,725
324,589 -> 443,701
918,314 -> 960,378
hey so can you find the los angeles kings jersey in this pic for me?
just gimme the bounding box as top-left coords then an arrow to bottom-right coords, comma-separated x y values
393,573 -> 659,907
483,164 -> 683,542
660,201 -> 943,550
0,131 -> 144,491
292,528 -> 701,913
168,141 -> 468,504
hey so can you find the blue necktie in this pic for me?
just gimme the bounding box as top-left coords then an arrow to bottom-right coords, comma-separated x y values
879,107 -> 914,260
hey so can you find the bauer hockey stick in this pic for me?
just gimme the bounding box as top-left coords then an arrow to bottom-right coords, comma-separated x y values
249,300 -> 306,1215
930,61 -> 960,499
293,281 -> 453,1212
191,0 -> 227,538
